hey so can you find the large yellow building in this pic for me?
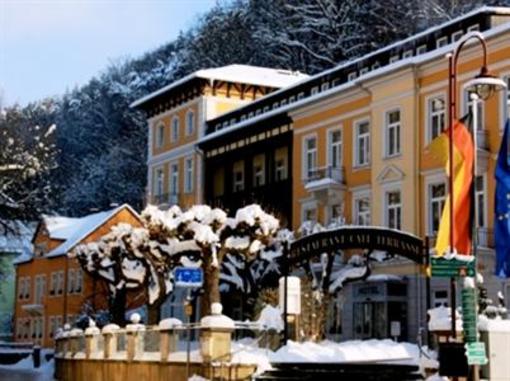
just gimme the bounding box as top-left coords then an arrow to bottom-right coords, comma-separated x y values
135,7 -> 510,341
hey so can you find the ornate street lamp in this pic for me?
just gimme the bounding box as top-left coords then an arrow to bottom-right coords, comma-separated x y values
446,31 -> 506,381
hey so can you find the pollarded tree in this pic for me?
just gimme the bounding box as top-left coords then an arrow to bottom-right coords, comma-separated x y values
141,204 -> 280,316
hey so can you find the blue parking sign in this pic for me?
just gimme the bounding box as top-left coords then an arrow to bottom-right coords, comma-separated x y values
174,267 -> 204,288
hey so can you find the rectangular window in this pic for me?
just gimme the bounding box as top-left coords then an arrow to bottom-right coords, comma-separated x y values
328,129 -> 342,169
67,269 -> 75,294
354,120 -> 370,167
185,111 -> 194,136
465,93 -> 484,131
171,117 -> 179,142
50,272 -> 57,296
74,269 -> 83,294
253,154 -> 266,187
274,147 -> 288,181
386,190 -> 402,230
233,161 -> 245,192
154,168 -> 164,198
428,96 -> 446,142
170,163 -> 179,196
57,271 -> 64,295
436,36 -> 448,48
354,196 -> 371,226
385,110 -> 401,157
429,183 -> 446,234
34,275 -> 46,304
303,136 -> 317,179
302,205 -> 317,222
156,123 -> 164,148
475,176 -> 486,228
184,157 -> 193,193
416,45 -> 427,55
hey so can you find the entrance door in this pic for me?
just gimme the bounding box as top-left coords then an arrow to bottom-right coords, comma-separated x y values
353,302 -> 386,339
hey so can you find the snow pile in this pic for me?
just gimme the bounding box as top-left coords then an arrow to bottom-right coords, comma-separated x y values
231,339 -> 273,374
271,339 -> 419,364
0,348 -> 55,380
159,318 -> 183,330
201,303 -> 235,329
256,305 -> 284,332
188,375 -> 209,381
427,306 -> 462,331
478,315 -> 510,332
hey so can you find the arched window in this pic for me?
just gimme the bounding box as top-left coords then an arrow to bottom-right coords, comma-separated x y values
156,122 -> 165,147
171,117 -> 179,142
186,110 -> 195,136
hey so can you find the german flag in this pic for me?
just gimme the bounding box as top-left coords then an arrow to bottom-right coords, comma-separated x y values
428,120 -> 474,256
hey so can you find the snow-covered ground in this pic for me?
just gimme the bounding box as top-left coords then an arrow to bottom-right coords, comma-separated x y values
0,349 -> 54,381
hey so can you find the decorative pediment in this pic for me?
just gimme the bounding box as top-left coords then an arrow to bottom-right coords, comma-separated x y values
377,164 -> 405,184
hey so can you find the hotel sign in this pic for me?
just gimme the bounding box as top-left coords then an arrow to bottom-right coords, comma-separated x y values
289,227 -> 424,266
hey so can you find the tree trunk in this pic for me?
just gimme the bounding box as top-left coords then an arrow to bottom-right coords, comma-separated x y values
201,262 -> 220,317
110,288 -> 127,326
147,303 -> 161,325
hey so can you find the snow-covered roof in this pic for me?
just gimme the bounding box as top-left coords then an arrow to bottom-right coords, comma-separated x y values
45,204 -> 140,258
199,7 -> 510,144
130,64 -> 308,108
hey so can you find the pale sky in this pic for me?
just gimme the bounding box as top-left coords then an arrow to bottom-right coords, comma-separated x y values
0,0 -> 217,106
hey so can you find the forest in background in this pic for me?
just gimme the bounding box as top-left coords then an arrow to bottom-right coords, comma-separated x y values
1,0 -> 508,222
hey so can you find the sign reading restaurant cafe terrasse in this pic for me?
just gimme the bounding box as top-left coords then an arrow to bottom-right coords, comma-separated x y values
289,226 -> 425,266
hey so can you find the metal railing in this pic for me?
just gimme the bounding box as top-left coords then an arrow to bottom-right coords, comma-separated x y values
304,165 -> 345,184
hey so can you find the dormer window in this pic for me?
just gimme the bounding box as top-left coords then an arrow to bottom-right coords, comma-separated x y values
347,72 -> 357,81
389,55 -> 399,64
403,50 -> 413,59
436,36 -> 448,48
452,30 -> 463,42
416,45 -> 427,55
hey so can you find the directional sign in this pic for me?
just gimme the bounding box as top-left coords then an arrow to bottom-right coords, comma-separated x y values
431,257 -> 476,278
461,288 -> 478,343
465,342 -> 488,365
174,267 -> 204,288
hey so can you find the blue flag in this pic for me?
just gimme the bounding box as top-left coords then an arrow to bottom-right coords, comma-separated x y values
495,118 -> 510,278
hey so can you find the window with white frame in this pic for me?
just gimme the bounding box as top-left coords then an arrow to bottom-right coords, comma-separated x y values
354,120 -> 370,167
185,110 -> 195,136
416,45 -> 427,55
329,204 -> 342,223
354,195 -> 371,226
171,117 -> 179,142
475,175 -> 486,228
156,123 -> 165,148
436,36 -> 448,48
303,136 -> 317,179
428,182 -> 446,234
253,154 -> 266,187
67,269 -> 75,294
74,269 -> 83,293
433,290 -> 449,307
275,147 -> 288,181
428,95 -> 446,142
233,161 -> 244,192
184,157 -> 193,193
56,271 -> 64,295
452,30 -> 463,42
385,189 -> 402,230
34,275 -> 46,304
385,109 -> 401,157
170,163 -> 179,195
328,129 -> 342,169
464,92 -> 484,131
302,204 -> 317,222
154,168 -> 164,198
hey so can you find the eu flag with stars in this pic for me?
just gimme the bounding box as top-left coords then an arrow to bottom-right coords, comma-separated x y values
495,118 -> 510,278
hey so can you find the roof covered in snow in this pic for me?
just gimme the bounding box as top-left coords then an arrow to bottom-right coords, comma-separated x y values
130,64 -> 308,108
42,204 -> 140,258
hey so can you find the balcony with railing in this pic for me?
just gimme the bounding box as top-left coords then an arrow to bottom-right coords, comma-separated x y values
304,166 -> 346,203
